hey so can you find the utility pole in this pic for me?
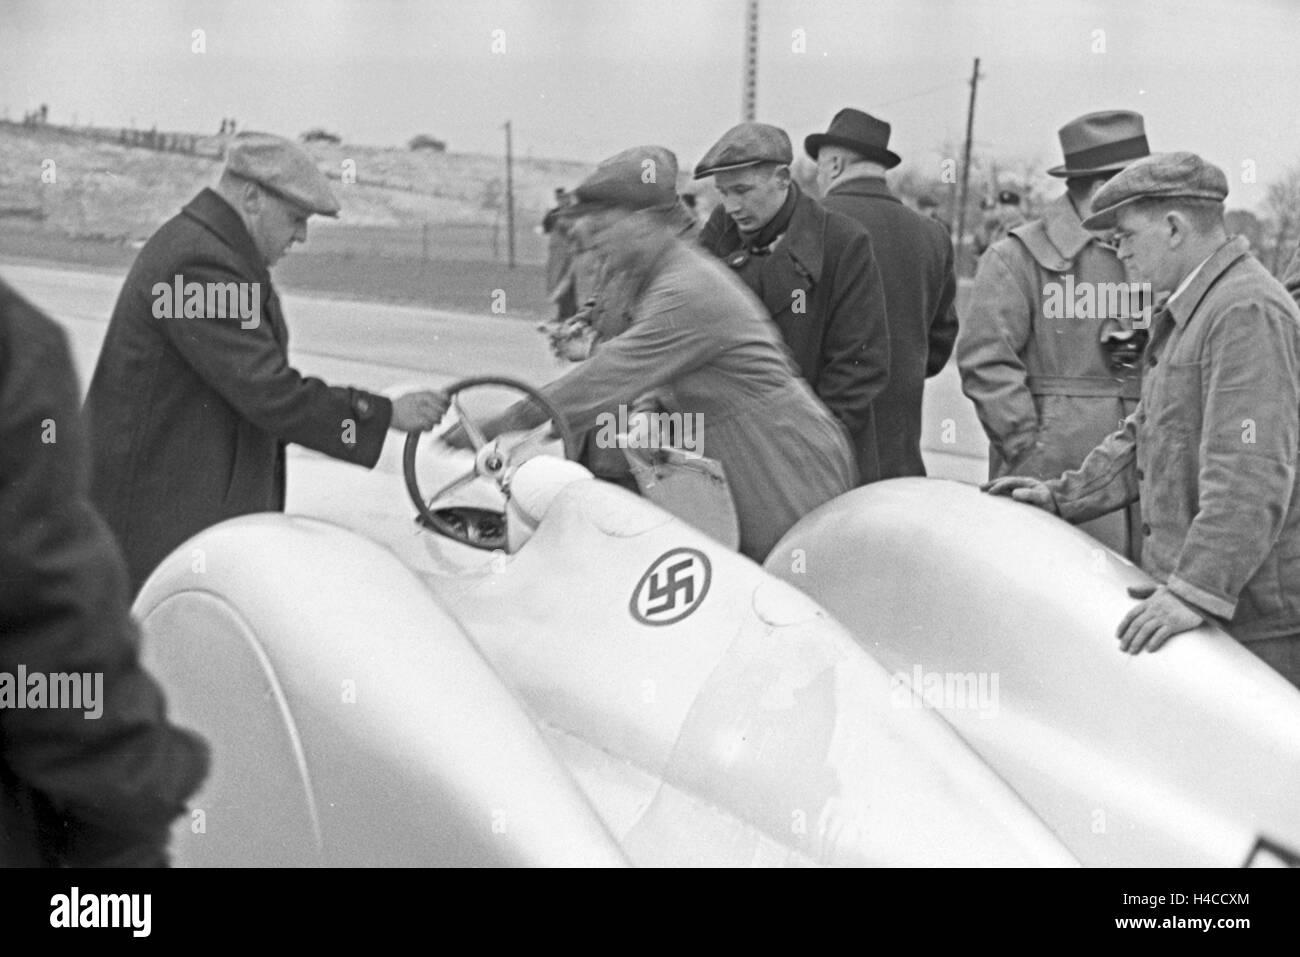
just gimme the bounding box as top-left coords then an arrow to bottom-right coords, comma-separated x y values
741,0 -> 758,121
503,119 -> 516,269
955,57 -> 981,268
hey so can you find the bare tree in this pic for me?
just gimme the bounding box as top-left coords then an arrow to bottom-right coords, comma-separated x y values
1261,162 -> 1300,275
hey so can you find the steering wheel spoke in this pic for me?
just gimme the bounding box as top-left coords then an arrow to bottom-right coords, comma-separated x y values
403,376 -> 579,551
428,466 -> 480,504
506,422 -> 563,463
453,395 -> 489,451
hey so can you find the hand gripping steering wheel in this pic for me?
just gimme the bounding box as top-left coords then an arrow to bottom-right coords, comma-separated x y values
403,376 -> 580,549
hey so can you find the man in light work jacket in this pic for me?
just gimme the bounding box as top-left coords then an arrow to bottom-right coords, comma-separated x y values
987,153 -> 1300,690
84,133 -> 449,592
696,122 -> 890,483
958,111 -> 1150,558
809,108 -> 959,478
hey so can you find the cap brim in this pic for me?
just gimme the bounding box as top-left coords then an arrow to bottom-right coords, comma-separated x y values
249,177 -> 339,217
803,133 -> 901,168
1082,189 -> 1227,230
1080,200 -> 1129,231
556,199 -> 611,219
692,159 -> 786,180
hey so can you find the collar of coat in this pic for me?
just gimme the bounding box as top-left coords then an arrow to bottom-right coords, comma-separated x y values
825,175 -> 902,205
1164,235 -> 1252,328
1008,193 -> 1096,270
712,182 -> 827,284
181,188 -> 272,283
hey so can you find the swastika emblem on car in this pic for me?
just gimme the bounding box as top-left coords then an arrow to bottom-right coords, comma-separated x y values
629,548 -> 712,626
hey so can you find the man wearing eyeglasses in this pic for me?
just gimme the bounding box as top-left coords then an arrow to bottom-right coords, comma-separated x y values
986,152 -> 1300,689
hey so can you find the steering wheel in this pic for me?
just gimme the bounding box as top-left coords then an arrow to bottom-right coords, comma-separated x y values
403,375 -> 580,549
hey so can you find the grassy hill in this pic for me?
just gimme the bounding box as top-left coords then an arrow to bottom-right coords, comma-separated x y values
0,121 -> 611,315
0,121 -> 594,243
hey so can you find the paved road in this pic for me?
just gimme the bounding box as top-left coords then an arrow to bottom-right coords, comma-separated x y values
2,259 -> 988,484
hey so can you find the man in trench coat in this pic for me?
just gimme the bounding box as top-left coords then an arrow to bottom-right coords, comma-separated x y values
1,277 -> 209,866
451,147 -> 857,561
84,133 -> 448,592
695,122 -> 890,483
957,111 -> 1151,559
808,108 -> 959,479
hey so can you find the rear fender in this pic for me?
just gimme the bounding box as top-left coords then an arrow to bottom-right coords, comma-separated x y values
137,515 -> 626,867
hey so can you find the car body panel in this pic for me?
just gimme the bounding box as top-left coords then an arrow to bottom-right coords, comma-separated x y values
139,454 -> 1079,866
766,478 -> 1300,867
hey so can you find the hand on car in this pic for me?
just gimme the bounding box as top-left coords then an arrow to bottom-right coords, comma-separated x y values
391,390 -> 450,432
979,475 -> 1059,514
1116,584 -> 1204,654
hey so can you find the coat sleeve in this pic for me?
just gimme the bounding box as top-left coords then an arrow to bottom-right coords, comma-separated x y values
814,229 -> 890,436
0,290 -> 209,866
926,235 -> 959,377
1045,411 -> 1140,523
956,243 -> 1041,467
153,255 -> 393,467
485,280 -> 726,436
1164,302 -> 1300,620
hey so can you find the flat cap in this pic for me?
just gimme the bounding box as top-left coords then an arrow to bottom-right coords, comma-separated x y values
1081,151 -> 1228,230
224,132 -> 341,217
693,122 -> 793,179
565,145 -> 680,216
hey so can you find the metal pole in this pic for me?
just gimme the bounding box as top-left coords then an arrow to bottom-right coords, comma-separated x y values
955,57 -> 981,265
504,120 -> 516,269
742,0 -> 758,121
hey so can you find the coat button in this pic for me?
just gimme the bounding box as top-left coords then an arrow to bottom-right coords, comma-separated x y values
1142,522 -> 1152,536
1136,468 -> 1145,480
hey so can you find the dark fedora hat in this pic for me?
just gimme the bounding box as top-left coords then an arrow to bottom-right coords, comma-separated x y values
1047,110 -> 1149,178
804,108 -> 901,169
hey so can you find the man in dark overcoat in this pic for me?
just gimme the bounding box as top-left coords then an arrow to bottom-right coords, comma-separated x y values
84,133 -> 448,592
695,122 -> 890,483
808,108 -> 959,478
1,277 -> 209,866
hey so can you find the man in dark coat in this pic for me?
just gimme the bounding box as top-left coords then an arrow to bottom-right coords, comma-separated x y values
84,133 -> 448,592
808,108 -> 959,478
695,122 -> 890,483
1,277 -> 209,866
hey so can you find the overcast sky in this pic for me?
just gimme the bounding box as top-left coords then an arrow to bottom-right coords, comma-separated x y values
4,0 -> 1297,209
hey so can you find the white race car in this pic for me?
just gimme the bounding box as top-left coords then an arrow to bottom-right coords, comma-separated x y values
137,377 -> 1300,867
